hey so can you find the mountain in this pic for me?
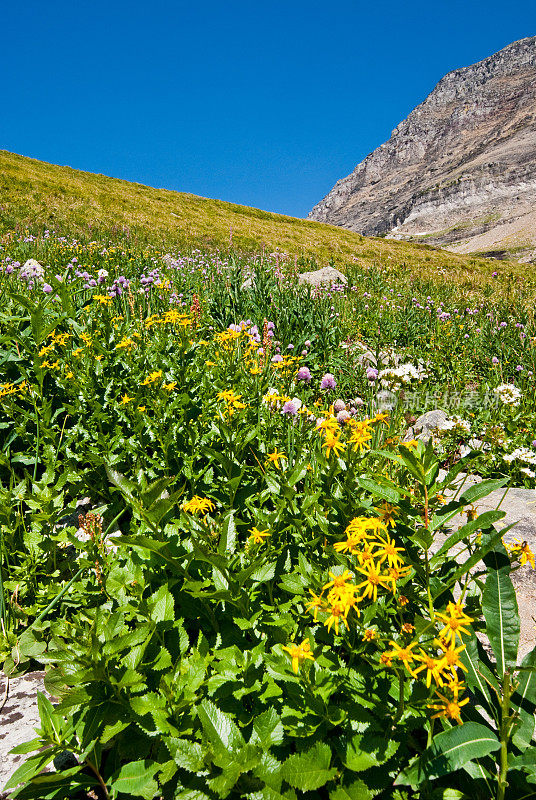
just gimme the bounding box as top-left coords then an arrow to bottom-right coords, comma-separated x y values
309,36 -> 536,262
0,149 -> 501,284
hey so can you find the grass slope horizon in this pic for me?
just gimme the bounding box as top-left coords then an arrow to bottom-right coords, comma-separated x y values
0,149 -> 512,286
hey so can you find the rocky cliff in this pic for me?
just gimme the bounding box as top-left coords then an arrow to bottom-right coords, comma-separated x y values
309,36 -> 536,261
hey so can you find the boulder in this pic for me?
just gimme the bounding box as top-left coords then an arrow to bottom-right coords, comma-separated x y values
412,409 -> 449,442
0,672 -> 51,794
298,267 -> 347,287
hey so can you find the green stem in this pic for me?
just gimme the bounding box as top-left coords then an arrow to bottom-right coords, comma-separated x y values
29,567 -> 85,631
33,400 -> 40,483
85,759 -> 110,800
496,671 -> 512,800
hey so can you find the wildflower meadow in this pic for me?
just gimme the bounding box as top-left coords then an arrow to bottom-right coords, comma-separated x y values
1,231 -> 536,800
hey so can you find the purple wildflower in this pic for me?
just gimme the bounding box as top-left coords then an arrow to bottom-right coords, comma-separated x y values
320,373 -> 336,390
296,366 -> 312,383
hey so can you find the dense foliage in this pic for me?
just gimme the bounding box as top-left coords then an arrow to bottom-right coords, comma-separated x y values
1,233 -> 535,800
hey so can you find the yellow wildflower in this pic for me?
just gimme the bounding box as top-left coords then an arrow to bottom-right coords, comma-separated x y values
266,449 -> 286,469
282,639 -> 315,674
181,496 -> 215,515
248,527 -> 270,545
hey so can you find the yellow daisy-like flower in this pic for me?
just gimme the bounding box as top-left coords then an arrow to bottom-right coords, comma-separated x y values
282,639 -> 315,674
436,640 -> 468,678
427,691 -> 469,724
362,628 -> 376,642
435,604 -> 473,646
371,532 -> 405,569
141,370 -> 163,386
322,432 -> 345,458
385,640 -> 419,673
375,502 -> 398,528
505,538 -> 535,569
413,650 -> 447,688
305,591 -> 324,622
181,495 -> 215,515
348,421 -> 373,452
248,527 -> 270,545
324,601 -> 348,635
266,449 -> 286,469
354,560 -> 390,602
121,393 -> 134,405
163,382 -> 177,392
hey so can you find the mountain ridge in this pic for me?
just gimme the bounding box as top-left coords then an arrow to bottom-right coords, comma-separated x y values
309,36 -> 536,261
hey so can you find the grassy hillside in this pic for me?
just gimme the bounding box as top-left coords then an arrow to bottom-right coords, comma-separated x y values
0,149 -> 522,288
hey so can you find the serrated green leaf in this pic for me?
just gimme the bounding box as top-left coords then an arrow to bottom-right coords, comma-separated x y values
329,778 -> 373,800
252,708 -> 284,749
197,698 -> 244,756
168,738 -> 207,772
282,742 -> 336,791
109,760 -> 159,800
149,584 -> 174,624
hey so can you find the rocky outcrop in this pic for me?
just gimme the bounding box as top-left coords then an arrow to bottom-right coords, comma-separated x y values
309,36 -> 536,261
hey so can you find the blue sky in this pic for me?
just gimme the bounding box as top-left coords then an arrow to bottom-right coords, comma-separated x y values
2,1 -> 534,217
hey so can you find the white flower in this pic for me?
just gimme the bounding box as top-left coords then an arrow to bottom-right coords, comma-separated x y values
493,384 -> 522,406
378,362 -> 427,392
520,467 -> 536,479
503,447 -> 536,466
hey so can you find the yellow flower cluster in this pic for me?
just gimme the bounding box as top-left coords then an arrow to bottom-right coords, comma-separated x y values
504,538 -> 536,569
145,311 -> 192,329
216,389 -> 246,417
306,517 -> 410,635
181,496 -> 215,515
315,409 -> 388,459
383,602 -> 474,724
0,380 -> 27,401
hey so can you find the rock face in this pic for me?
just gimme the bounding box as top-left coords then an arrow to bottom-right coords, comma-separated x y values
0,672 -> 51,795
309,37 -> 536,261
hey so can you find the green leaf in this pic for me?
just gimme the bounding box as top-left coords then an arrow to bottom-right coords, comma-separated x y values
338,731 -> 399,772
282,742 -> 337,792
512,644 -> 536,748
197,698 -> 245,756
482,545 -> 519,676
459,478 -> 508,505
252,709 -> 284,749
356,477 -> 400,504
431,509 -> 505,563
459,633 -> 496,705
149,584 -> 175,624
250,562 -> 276,584
395,722 -> 500,786
109,760 -> 159,800
219,511 -> 236,554
3,748 -> 56,790
168,739 -> 207,772
330,779 -> 373,800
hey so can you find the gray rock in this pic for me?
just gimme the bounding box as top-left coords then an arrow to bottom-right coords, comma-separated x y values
436,474 -> 536,659
20,259 -> 42,271
298,267 -> 347,287
413,409 -> 449,441
0,672 -> 51,794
